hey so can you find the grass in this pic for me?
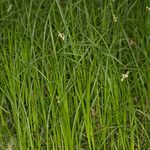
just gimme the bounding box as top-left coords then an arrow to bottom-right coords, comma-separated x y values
0,0 -> 150,149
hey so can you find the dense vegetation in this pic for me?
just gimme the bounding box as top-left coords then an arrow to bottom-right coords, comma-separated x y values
0,0 -> 150,149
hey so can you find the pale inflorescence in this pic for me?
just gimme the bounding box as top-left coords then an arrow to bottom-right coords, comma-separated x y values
113,14 -> 117,23
7,4 -> 12,12
121,71 -> 129,81
58,31 -> 65,41
146,6 -> 150,12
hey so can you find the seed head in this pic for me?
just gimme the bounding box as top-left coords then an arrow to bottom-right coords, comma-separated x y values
7,4 -> 12,12
58,31 -> 65,41
146,6 -> 150,12
113,14 -> 117,23
121,71 -> 129,81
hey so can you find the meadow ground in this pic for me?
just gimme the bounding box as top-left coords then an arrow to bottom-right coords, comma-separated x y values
0,0 -> 150,149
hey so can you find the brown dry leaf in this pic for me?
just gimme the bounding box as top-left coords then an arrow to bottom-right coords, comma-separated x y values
129,38 -> 135,46
91,108 -> 96,117
6,138 -> 16,150
6,143 -> 13,150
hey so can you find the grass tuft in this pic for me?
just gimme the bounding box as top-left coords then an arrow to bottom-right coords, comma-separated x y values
0,0 -> 150,149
